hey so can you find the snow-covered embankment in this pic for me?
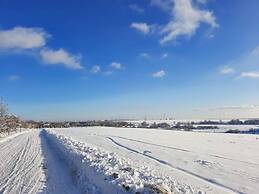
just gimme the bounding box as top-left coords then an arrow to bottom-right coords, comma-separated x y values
42,129 -> 178,194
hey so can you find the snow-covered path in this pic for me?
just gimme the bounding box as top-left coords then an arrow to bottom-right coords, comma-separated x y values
0,131 -> 80,194
0,131 -> 44,194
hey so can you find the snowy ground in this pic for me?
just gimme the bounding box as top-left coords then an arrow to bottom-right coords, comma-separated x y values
0,130 -> 44,194
51,127 -> 259,194
0,130 -> 81,194
0,127 -> 258,194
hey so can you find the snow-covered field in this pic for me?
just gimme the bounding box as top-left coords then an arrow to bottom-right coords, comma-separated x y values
51,127 -> 259,194
0,127 -> 258,194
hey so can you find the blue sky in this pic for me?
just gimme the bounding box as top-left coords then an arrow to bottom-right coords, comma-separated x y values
0,0 -> 259,121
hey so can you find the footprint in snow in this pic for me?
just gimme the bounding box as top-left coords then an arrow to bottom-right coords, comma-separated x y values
195,160 -> 212,167
143,150 -> 152,155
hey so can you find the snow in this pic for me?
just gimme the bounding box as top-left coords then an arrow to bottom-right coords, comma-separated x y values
0,131 -> 45,194
50,127 -> 259,194
0,130 -> 28,144
39,130 -> 81,194
43,129 -> 191,194
0,130 -> 81,194
0,127 -> 258,194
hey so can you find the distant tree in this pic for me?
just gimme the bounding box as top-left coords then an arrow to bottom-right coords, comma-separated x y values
0,97 -> 8,117
150,122 -> 158,129
157,122 -> 171,129
228,119 -> 243,125
139,121 -> 149,128
0,98 -> 20,135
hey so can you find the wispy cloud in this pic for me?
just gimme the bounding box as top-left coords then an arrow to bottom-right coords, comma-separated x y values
8,75 -> 20,81
40,48 -> 83,70
140,53 -> 150,58
237,45 -> 259,67
152,70 -> 166,78
0,26 -> 49,50
90,65 -> 101,74
160,0 -> 218,44
129,4 -> 144,13
161,53 -> 169,59
110,62 -> 122,70
219,65 -> 235,74
130,22 -> 151,34
239,71 -> 259,79
196,0 -> 207,4
150,0 -> 172,12
220,45 -> 259,79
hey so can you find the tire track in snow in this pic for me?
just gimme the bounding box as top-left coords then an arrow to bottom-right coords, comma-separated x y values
208,154 -> 259,166
111,135 -> 259,166
0,130 -> 81,194
110,135 -> 190,152
0,131 -> 45,194
106,136 -> 243,194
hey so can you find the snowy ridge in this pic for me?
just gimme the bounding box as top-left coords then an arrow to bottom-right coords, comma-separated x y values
43,129 -> 201,194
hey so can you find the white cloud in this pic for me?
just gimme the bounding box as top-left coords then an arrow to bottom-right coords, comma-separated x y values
220,45 -> 259,79
161,53 -> 169,58
40,48 -> 83,70
110,62 -> 122,70
238,46 -> 259,67
90,65 -> 101,73
150,0 -> 172,12
196,0 -> 207,4
152,70 -> 166,78
130,22 -> 151,34
0,26 -> 48,50
220,66 -> 235,74
0,26 -> 87,71
239,71 -> 259,79
8,75 -> 20,81
160,0 -> 218,44
250,45 -> 259,57
129,4 -> 144,13
140,53 -> 150,58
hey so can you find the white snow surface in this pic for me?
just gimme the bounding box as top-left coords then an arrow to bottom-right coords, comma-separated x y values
51,127 -> 259,194
0,130 -> 45,194
0,130 -> 81,194
0,127 -> 259,194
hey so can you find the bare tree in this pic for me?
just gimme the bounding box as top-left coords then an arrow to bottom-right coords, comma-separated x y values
0,97 -> 8,117
0,98 -> 20,135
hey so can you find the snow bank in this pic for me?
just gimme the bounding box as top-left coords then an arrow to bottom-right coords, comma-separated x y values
43,129 -> 198,194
